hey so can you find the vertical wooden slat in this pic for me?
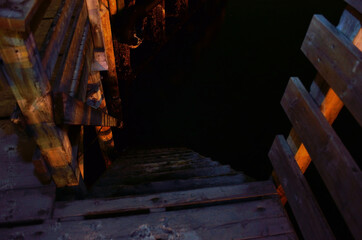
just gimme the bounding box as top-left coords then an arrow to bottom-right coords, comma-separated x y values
269,135 -> 335,240
281,77 -> 362,239
0,31 -> 78,187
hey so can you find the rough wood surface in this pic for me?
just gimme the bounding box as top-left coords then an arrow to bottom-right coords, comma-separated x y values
269,135 -> 335,240
0,77 -> 16,118
54,181 -> 277,220
90,174 -> 248,197
85,0 -> 105,50
41,0 -> 78,79
281,77 -> 362,239
0,120 -> 41,191
54,92 -> 121,127
0,0 -> 47,31
0,184 -> 55,225
302,14 -> 362,126
0,31 -> 78,187
55,0 -> 88,94
2,199 -> 295,239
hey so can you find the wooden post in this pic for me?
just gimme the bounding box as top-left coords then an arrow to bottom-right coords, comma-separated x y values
87,71 -> 117,167
0,31 -> 78,187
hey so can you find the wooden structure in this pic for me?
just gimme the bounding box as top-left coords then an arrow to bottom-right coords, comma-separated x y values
1,148 -> 298,239
0,0 -> 361,239
269,1 -> 362,239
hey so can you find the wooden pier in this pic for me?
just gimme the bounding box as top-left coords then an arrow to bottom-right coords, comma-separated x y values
0,0 -> 361,239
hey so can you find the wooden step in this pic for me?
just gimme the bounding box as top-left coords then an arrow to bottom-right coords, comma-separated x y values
89,174 -> 248,198
2,198 -> 296,240
94,165 -> 235,186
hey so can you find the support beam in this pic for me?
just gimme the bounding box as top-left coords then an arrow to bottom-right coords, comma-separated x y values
0,31 -> 78,187
54,92 -> 122,127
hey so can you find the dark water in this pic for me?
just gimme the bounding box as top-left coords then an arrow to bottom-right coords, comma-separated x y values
118,0 -> 347,180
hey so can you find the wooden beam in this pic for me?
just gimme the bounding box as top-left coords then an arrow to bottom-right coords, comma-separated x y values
281,77 -> 362,239
54,181 -> 277,220
54,92 -> 122,127
40,0 -> 78,79
301,14 -> 362,126
0,184 -> 55,225
345,0 -> 362,13
109,0 -> 118,15
0,0 -> 47,31
55,0 -> 88,94
85,0 -> 105,50
99,0 -> 122,119
269,135 -> 335,240
0,31 -> 78,187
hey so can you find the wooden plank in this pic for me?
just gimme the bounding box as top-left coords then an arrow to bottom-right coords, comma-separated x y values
96,165 -> 235,186
301,15 -> 362,126
85,0 -> 105,50
55,0 -> 88,94
54,181 -> 277,220
0,0 -> 47,31
0,120 -> 42,191
41,0 -> 78,79
0,75 -> 16,118
99,0 -> 122,119
54,92 -> 122,127
0,31 -> 78,188
0,184 -> 55,225
90,174 -> 248,198
2,199 -> 294,239
281,77 -> 362,239
91,51 -> 108,71
269,135 -> 335,240
345,0 -> 362,13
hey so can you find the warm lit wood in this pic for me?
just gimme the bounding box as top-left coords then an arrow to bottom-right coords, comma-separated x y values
109,0 -> 118,15
269,135 -> 335,240
301,14 -> 362,126
281,77 -> 362,239
41,0 -> 77,79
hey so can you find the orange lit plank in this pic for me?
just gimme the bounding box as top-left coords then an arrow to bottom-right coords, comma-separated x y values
269,135 -> 335,240
85,0 -> 105,49
41,0 -> 78,79
0,31 -> 78,188
0,184 -> 55,225
109,0 -> 118,15
345,0 -> 362,13
301,14 -> 362,126
281,77 -> 362,239
54,92 -> 122,127
0,0 -> 47,31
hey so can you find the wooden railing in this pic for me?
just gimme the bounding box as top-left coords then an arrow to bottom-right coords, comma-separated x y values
0,0 -> 122,187
269,1 -> 362,239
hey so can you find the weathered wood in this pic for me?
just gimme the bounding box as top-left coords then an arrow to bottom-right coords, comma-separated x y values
91,51 -> 108,71
0,184 -> 55,225
109,0 -> 118,15
2,200 -> 295,239
99,0 -> 122,119
54,92 -> 122,127
0,75 -> 16,118
54,181 -> 277,220
87,71 -> 116,167
0,0 -> 47,31
302,15 -> 362,126
269,135 -> 335,240
90,174 -> 248,197
0,31 -> 78,187
0,120 -> 42,191
281,77 -> 362,239
96,165 -> 235,186
55,0 -> 88,94
85,0 -> 105,50
41,0 -> 78,79
345,0 -> 362,13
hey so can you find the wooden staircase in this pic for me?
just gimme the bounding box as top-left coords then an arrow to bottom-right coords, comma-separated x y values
1,147 -> 298,239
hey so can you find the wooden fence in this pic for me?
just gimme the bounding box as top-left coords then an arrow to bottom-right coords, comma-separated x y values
269,1 -> 362,239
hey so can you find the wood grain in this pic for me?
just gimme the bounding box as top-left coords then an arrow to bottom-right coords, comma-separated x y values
281,77 -> 362,239
269,135 -> 335,240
